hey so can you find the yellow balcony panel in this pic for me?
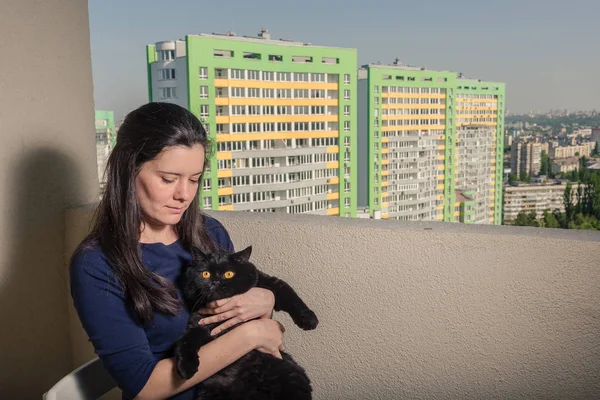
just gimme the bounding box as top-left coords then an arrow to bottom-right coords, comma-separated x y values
437,195 -> 445,200
326,193 -> 340,201
382,93 -> 446,99
328,177 -> 339,185
437,155 -> 445,160
381,213 -> 389,219
489,210 -> 495,216
382,104 -> 446,110
217,170 -> 233,178
382,149 -> 389,154
436,214 -> 444,220
489,203 -> 495,208
382,171 -> 389,176
436,205 -> 444,211
218,204 -> 234,211
382,192 -> 389,197
216,152 -> 232,160
218,187 -> 233,196
454,178 -> 459,182
382,124 -> 446,132
491,188 -> 495,193
216,98 -> 338,106
453,211 -> 460,217
382,202 -> 389,208
382,114 -> 446,121
216,131 -> 339,142
437,165 -> 445,171
382,138 -> 389,143
326,146 -> 339,154
327,207 -> 340,216
437,175 -> 445,180
454,202 -> 461,207
382,181 -> 389,187
437,145 -> 446,150
489,217 -> 495,223
382,160 -> 389,165
326,161 -> 339,169
489,196 -> 495,201
438,135 -> 446,140
214,79 -> 338,91
437,184 -> 445,190
222,115 -> 338,124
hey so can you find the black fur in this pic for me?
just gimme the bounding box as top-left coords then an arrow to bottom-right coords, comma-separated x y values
174,246 -> 318,400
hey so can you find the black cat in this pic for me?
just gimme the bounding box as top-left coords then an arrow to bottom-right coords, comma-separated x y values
174,245 -> 318,400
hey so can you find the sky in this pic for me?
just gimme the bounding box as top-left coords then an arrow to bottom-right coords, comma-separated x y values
89,0 -> 600,121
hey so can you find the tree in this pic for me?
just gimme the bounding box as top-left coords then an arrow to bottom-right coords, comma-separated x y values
543,210 -> 560,228
593,141 -> 599,157
519,170 -> 528,182
514,210 -> 538,227
540,150 -> 550,176
509,173 -> 518,185
563,182 -> 575,225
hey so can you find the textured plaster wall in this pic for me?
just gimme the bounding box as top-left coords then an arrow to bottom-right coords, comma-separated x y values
0,0 -> 99,397
65,209 -> 600,399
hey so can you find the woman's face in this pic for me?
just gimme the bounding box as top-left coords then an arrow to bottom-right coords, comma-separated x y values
135,144 -> 205,228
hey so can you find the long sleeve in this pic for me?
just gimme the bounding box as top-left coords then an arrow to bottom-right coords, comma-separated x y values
70,248 -> 158,398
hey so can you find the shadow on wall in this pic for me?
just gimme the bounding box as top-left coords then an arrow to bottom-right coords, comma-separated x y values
0,147 -> 92,398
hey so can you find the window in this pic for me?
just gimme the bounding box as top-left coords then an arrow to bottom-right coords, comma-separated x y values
158,68 -> 176,80
269,54 -> 283,62
345,198 -> 350,207
160,87 -> 176,99
344,105 -> 350,116
344,90 -> 350,100
203,178 -> 211,191
199,105 -> 209,117
344,74 -> 350,84
200,86 -> 208,99
294,73 -> 309,82
345,182 -> 350,193
248,88 -> 260,98
344,136 -> 350,146
158,50 -> 175,61
344,121 -> 351,132
248,70 -> 260,80
199,67 -> 208,79
231,87 -> 245,97
230,69 -> 244,79
203,197 -> 212,209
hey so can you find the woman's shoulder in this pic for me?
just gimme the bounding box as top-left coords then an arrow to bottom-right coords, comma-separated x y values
70,243 -> 113,279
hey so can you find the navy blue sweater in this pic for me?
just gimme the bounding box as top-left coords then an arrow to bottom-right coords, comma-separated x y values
70,216 -> 234,400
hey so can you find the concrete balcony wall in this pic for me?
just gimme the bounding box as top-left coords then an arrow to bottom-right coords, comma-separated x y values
65,208 -> 600,399
0,0 -> 99,397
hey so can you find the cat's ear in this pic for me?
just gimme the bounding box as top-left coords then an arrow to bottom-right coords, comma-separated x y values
233,245 -> 252,262
191,247 -> 208,263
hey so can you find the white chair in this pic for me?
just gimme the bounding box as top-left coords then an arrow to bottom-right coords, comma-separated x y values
43,358 -> 117,400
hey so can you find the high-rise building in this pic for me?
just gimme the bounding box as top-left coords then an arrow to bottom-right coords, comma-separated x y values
511,142 -> 541,177
146,30 -> 357,216
455,80 -> 505,224
358,62 -> 504,224
94,110 -> 115,190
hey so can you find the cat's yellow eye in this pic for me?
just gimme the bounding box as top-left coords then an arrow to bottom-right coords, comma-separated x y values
202,271 -> 210,279
224,271 -> 235,279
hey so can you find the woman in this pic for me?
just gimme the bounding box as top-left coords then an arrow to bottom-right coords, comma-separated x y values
70,102 -> 284,400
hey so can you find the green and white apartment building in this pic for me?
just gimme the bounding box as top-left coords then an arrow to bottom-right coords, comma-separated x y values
358,61 -> 505,224
146,30 -> 358,216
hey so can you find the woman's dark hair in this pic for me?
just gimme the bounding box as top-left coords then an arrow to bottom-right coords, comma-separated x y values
76,102 -> 219,323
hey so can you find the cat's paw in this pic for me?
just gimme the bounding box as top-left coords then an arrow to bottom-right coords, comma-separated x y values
293,309 -> 319,330
175,348 -> 200,380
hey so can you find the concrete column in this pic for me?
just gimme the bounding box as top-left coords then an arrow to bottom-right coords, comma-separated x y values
0,0 -> 99,397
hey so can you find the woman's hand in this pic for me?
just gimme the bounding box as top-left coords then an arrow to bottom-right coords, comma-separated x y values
198,287 -> 275,336
245,319 -> 286,359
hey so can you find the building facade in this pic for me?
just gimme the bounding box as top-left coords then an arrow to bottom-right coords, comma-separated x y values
549,143 -> 594,159
94,110 -> 115,190
503,182 -> 578,221
511,142 -> 542,177
147,31 -> 357,216
358,63 -> 504,224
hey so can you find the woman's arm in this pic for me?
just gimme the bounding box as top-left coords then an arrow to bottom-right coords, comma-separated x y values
136,318 -> 284,400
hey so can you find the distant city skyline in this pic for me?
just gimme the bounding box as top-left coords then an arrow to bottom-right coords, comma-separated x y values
89,0 -> 600,120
